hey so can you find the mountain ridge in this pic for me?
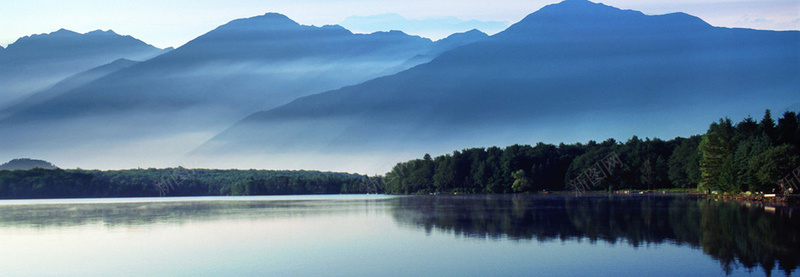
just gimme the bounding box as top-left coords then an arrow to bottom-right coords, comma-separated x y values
0,12 -> 486,169
0,58 -> 140,120
0,28 -> 167,108
192,0 -> 800,172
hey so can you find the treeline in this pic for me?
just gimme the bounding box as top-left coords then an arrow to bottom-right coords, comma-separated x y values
0,168 -> 367,199
384,110 -> 800,194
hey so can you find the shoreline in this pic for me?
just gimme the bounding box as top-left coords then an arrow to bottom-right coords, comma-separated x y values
708,193 -> 800,208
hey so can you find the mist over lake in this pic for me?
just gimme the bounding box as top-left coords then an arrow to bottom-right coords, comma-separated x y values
1,194 -> 796,276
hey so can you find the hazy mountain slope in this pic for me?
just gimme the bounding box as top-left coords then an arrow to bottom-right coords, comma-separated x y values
194,0 -> 800,173
0,13 -> 473,169
0,59 -> 139,120
0,29 -> 166,108
4,14 -> 434,123
385,29 -> 489,74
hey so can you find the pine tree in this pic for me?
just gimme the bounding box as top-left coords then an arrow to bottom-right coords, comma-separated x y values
760,109 -> 777,141
699,118 -> 735,193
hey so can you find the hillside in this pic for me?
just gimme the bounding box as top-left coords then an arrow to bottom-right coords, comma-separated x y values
194,0 -> 800,172
0,29 -> 166,108
0,14 -> 487,169
0,158 -> 58,170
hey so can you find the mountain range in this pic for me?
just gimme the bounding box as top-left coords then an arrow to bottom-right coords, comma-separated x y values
192,0 -> 799,172
0,13 -> 486,169
1,0 -> 798,173
0,29 -> 168,109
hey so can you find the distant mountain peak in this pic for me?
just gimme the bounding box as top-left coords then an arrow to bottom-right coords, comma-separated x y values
321,24 -> 348,31
86,29 -> 120,36
0,158 -> 58,170
5,28 -> 158,52
531,0 -> 640,19
371,30 -> 413,36
216,12 -> 300,31
529,0 -> 711,27
109,58 -> 137,65
52,28 -> 79,35
463,29 -> 485,35
498,0 -> 711,38
262,12 -> 291,19
440,29 -> 487,41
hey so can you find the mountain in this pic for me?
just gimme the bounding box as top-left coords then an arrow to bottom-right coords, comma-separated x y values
0,158 -> 58,170
1,14 -> 438,124
0,59 -> 139,119
385,29 -> 488,73
193,0 -> 800,173
0,13 -> 475,169
429,29 -> 488,56
0,29 -> 166,108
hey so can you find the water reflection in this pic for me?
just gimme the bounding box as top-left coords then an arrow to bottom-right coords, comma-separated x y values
0,196 -> 388,228
0,195 -> 797,276
389,194 -> 800,276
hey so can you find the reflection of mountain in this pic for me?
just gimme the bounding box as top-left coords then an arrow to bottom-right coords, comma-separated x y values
196,0 -> 799,171
389,195 -> 800,276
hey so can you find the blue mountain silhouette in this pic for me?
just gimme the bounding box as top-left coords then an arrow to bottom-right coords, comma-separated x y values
0,13 -> 462,124
0,13 -> 485,168
0,29 -> 166,108
194,0 -> 799,171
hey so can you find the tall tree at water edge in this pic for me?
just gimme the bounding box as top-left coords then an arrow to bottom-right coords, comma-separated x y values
699,118 -> 737,193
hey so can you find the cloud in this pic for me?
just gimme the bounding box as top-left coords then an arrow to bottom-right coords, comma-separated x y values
340,13 -> 508,40
735,15 -> 800,31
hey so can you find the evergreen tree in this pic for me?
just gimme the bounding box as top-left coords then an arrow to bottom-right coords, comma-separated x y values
759,109 -> 777,141
668,136 -> 701,188
777,111 -> 799,147
699,118 -> 736,193
733,134 -> 772,192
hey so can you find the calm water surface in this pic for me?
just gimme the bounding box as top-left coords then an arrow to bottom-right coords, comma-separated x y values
0,194 -> 797,276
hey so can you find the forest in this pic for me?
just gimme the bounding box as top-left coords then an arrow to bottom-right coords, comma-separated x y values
2,109 -> 798,199
384,110 -> 800,194
0,168 -> 367,199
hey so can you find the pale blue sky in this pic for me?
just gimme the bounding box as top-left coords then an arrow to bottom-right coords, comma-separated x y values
1,0 -> 798,49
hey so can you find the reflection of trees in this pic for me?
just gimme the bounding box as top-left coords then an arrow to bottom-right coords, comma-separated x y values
699,201 -> 800,276
390,194 -> 800,276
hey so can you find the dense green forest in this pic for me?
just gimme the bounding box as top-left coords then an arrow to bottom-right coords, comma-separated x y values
3,110 -> 798,198
384,110 -> 800,194
0,168 -> 367,199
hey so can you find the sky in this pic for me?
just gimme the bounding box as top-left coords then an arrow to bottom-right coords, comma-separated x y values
1,0 -> 798,49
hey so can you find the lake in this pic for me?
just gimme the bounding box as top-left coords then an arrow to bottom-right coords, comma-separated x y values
0,194 -> 797,276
